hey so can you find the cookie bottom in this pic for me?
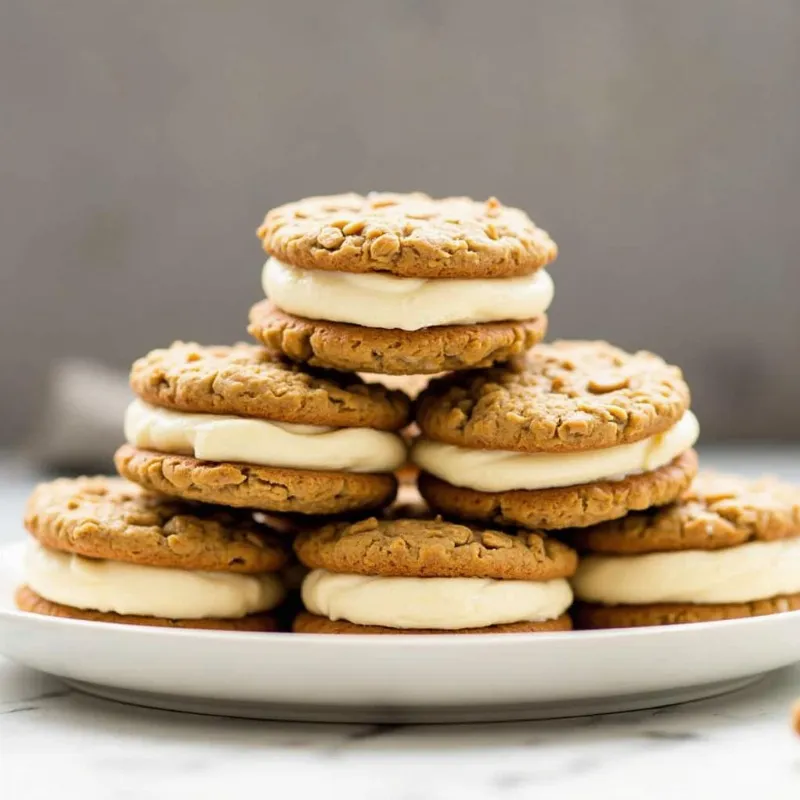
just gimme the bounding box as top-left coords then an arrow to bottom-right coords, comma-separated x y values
574,593 -> 800,629
15,586 -> 279,631
292,611 -> 572,634
419,450 -> 698,530
248,300 -> 547,375
115,445 -> 397,515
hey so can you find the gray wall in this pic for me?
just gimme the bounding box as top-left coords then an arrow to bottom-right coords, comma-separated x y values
1,0 -> 799,443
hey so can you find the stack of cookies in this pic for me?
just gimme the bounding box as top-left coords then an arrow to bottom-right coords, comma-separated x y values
15,339 -> 413,630
15,191 -> 800,634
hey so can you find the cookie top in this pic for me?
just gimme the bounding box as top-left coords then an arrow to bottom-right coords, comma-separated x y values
294,517 -> 577,580
416,341 -> 690,453
25,477 -> 289,572
572,472 -> 800,554
257,192 -> 557,279
130,342 -> 410,430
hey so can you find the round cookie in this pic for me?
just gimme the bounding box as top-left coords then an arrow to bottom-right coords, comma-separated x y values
413,340 -> 697,530
416,341 -> 691,453
114,446 -> 398,516
17,476 -> 289,630
257,192 -> 557,279
249,301 -> 547,375
293,516 -> 577,580
571,471 -> 800,554
131,341 -> 409,430
25,476 -> 288,572
293,611 -> 572,635
121,342 -> 408,514
571,473 -> 800,629
294,515 -> 577,634
418,451 -> 699,530
16,586 -> 280,632
574,594 -> 800,629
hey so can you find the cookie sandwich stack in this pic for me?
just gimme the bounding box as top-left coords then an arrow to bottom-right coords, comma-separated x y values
15,189 -> 799,635
247,192 -> 583,633
16,339 -> 414,629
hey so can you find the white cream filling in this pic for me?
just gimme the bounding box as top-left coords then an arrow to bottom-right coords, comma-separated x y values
25,541 -> 285,619
262,257 -> 554,330
411,410 -> 699,493
301,568 -> 573,630
124,399 -> 407,473
572,537 -> 800,605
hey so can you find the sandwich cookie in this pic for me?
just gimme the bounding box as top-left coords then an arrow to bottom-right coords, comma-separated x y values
572,473 -> 800,627
251,192 -> 556,374
414,341 -> 699,529
114,342 -> 410,515
292,517 -> 577,634
17,477 -> 289,630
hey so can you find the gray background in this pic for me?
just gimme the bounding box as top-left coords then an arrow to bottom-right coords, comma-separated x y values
1,0 -> 799,444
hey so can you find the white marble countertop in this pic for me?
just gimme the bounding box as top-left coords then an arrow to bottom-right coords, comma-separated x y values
0,658 -> 799,799
2,448 -> 800,799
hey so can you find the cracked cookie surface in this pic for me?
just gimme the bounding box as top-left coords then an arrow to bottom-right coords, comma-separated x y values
24,476 -> 288,571
115,446 -> 397,516
416,341 -> 690,453
257,192 -> 557,279
249,301 -> 547,375
571,472 -> 800,554
293,516 -> 577,579
419,451 -> 698,530
131,341 -> 410,430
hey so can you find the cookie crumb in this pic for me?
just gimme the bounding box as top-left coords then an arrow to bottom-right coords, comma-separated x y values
793,700 -> 800,736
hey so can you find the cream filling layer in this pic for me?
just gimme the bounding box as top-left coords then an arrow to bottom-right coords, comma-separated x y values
24,541 -> 285,619
572,537 -> 800,605
411,410 -> 699,493
262,257 -> 554,330
124,399 -> 407,473
301,569 -> 573,630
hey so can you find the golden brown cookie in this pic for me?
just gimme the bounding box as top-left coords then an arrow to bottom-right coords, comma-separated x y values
16,586 -> 279,631
25,476 -> 288,571
293,611 -> 572,635
131,341 -> 410,430
249,301 -> 547,375
574,593 -> 800,629
257,192 -> 557,279
792,699 -> 800,736
419,450 -> 698,530
293,516 -> 577,580
572,472 -> 800,554
416,341 -> 691,453
115,445 -> 398,516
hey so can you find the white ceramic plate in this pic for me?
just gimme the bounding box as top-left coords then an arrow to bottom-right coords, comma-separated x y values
2,540 -> 799,723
